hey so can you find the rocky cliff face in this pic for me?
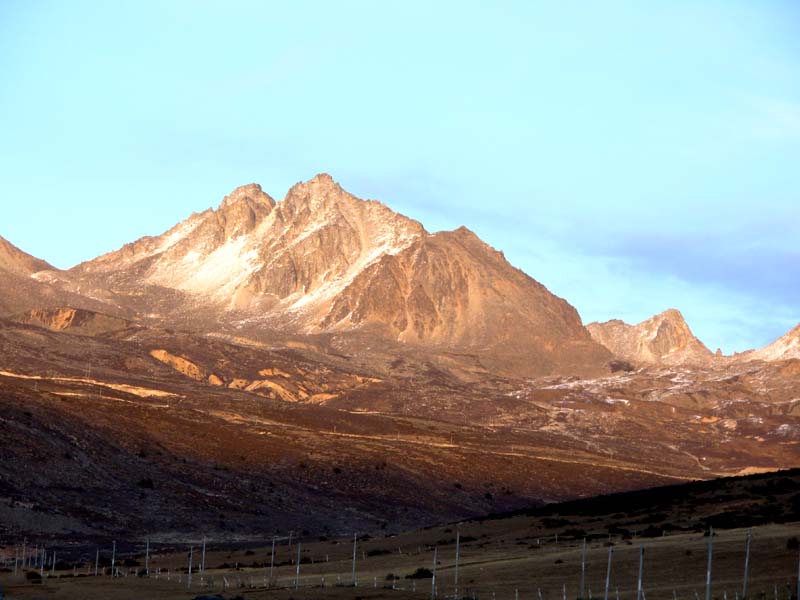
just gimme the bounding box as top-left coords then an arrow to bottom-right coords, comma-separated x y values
587,309 -> 715,366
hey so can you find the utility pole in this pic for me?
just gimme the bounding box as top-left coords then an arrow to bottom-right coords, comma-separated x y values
111,540 -> 116,577
145,538 -> 150,577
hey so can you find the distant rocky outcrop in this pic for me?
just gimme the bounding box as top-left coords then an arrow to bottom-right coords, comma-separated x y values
587,309 -> 715,366
0,236 -> 117,316
0,236 -> 52,276
12,307 -> 134,336
745,324 -> 800,362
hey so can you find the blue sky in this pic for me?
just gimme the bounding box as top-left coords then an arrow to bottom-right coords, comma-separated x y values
1,1 -> 798,353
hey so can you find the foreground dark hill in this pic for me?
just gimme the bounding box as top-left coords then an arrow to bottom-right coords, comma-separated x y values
2,470 -> 799,600
499,466 -> 800,534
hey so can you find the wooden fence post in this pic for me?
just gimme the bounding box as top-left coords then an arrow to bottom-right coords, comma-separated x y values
294,542 -> 301,590
604,545 -> 613,600
581,538 -> 587,600
455,530 -> 461,599
795,545 -> 799,600
637,546 -> 645,600
352,533 -> 358,586
187,546 -> 193,589
742,529 -> 751,600
706,529 -> 714,600
201,537 -> 206,574
431,546 -> 438,600
269,536 -> 276,585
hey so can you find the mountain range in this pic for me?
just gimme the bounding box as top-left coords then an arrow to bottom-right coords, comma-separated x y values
0,174 -> 797,541
3,174 -> 797,372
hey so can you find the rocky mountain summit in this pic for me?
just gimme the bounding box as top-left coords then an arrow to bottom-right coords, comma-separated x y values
17,174 -> 609,377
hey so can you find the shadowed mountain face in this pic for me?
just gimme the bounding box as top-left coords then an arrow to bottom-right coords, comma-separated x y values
0,175 -> 798,542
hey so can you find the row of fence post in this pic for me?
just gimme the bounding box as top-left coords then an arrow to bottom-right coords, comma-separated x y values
3,526 -> 799,597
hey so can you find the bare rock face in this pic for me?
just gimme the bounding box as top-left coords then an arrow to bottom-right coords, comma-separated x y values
12,307 -> 134,336
62,174 -> 609,376
324,226 -> 610,375
748,324 -> 800,362
587,309 -> 714,366
75,182 -> 276,283
71,175 -> 425,315
241,174 -> 426,317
